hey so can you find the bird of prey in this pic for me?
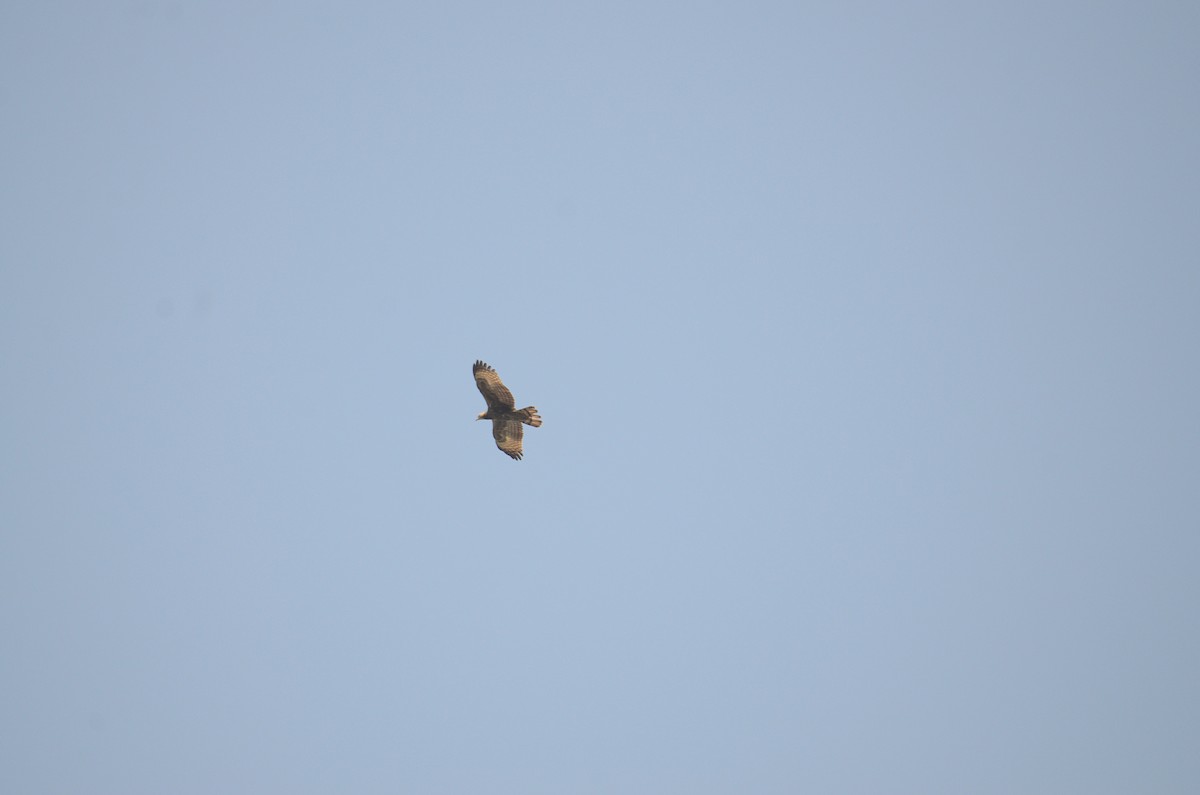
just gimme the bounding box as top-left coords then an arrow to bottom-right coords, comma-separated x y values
473,360 -> 542,460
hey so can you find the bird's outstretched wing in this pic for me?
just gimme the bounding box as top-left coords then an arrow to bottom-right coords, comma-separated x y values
491,419 -> 524,460
473,360 -> 515,412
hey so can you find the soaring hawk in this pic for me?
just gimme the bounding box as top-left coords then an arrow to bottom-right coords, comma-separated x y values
473,360 -> 542,460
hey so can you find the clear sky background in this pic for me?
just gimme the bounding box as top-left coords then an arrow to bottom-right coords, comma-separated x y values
2,2 -> 1198,793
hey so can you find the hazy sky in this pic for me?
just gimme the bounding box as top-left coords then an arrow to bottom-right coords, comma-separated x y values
3,3 -> 1198,793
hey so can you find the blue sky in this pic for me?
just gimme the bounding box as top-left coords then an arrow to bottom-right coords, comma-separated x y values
3,2 -> 1198,793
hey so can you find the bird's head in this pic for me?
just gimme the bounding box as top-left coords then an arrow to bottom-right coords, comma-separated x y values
475,412 -> 487,421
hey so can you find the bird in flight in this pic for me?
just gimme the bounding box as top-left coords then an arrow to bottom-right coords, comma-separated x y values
473,360 -> 542,460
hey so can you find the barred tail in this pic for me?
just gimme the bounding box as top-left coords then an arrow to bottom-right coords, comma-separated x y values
519,407 -> 542,427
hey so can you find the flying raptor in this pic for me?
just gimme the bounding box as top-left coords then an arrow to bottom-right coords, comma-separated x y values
473,360 -> 542,460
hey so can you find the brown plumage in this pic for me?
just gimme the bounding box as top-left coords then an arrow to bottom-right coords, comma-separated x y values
473,360 -> 542,460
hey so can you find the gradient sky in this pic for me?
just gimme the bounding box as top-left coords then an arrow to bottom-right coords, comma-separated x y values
3,3 -> 1198,793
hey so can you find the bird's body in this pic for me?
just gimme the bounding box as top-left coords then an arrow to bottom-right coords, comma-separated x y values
473,360 -> 542,460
